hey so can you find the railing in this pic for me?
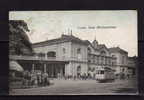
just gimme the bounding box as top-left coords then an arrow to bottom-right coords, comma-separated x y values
9,55 -> 57,61
9,55 -> 88,62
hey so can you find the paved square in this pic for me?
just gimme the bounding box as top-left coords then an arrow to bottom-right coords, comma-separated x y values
10,78 -> 138,95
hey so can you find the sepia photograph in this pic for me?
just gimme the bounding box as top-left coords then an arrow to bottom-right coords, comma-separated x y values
9,10 -> 138,95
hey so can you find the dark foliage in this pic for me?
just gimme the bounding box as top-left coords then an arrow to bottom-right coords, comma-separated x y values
9,20 -> 33,55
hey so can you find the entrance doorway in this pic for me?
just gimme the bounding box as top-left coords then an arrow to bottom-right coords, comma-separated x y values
77,66 -> 81,78
46,63 -> 65,78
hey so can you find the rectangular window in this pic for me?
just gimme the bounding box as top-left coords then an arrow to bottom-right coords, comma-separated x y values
100,70 -> 104,74
97,56 -> 99,64
77,48 -> 81,54
95,56 -> 97,64
122,56 -> 125,64
101,56 -> 103,64
63,48 -> 66,54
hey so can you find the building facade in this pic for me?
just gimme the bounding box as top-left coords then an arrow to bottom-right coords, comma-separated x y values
127,56 -> 137,77
109,47 -> 130,78
10,33 -> 136,79
32,34 -> 88,78
32,34 -> 118,78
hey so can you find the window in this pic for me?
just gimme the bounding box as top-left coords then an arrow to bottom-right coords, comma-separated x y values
101,56 -> 104,64
47,51 -> 56,57
100,51 -> 106,56
93,55 -> 95,63
63,48 -> 66,54
77,48 -> 81,54
97,56 -> 99,64
112,55 -> 115,58
77,48 -> 82,59
87,47 -> 91,53
122,68 -> 125,72
122,56 -> 125,64
95,56 -> 97,63
112,62 -> 114,66
88,60 -> 91,63
100,70 -> 104,74
77,66 -> 81,73
108,59 -> 111,65
105,57 -> 107,65
38,52 -> 45,57
88,67 -> 91,71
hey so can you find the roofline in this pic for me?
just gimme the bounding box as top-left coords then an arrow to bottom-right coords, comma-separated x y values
32,35 -> 88,48
109,47 -> 128,54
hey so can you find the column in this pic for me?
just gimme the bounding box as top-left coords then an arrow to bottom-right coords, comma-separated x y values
44,63 -> 47,73
45,52 -> 47,59
32,63 -> 35,73
51,64 -> 54,78
60,64 -> 63,78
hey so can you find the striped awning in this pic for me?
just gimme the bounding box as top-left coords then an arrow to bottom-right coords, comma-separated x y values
9,61 -> 24,72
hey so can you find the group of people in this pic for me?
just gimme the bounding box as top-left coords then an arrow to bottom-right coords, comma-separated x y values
64,73 -> 95,80
22,70 -> 50,88
115,73 -> 131,80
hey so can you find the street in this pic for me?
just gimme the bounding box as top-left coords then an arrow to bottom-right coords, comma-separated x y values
10,78 -> 138,95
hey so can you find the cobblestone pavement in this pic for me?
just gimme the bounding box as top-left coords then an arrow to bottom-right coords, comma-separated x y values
10,78 -> 138,95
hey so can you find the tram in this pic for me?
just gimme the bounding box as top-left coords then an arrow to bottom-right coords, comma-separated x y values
95,66 -> 115,83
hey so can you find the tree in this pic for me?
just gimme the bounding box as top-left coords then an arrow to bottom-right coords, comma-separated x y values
9,20 -> 33,55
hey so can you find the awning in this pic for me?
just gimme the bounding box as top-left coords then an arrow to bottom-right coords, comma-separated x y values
9,61 -> 24,72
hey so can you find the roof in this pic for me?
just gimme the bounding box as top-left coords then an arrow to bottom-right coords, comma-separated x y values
84,40 -> 99,51
85,40 -> 110,52
109,47 -> 128,54
97,44 -> 107,50
32,34 -> 88,48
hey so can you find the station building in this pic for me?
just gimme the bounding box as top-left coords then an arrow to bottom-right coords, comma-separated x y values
10,34 -> 136,79
31,34 -> 117,78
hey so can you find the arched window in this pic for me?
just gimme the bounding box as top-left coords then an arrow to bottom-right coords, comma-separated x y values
100,51 -> 106,56
47,51 -> 56,57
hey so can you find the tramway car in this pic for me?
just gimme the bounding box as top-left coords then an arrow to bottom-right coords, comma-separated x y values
95,67 -> 115,82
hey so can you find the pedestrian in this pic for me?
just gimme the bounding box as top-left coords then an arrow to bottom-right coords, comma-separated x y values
37,72 -> 42,86
44,72 -> 49,86
74,75 -> 76,80
22,71 -> 27,88
36,71 -> 42,86
84,73 -> 87,80
30,72 -> 36,88
33,72 -> 38,87
24,70 -> 30,88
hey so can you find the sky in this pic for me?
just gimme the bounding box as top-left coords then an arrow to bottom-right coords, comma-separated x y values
9,10 -> 137,57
